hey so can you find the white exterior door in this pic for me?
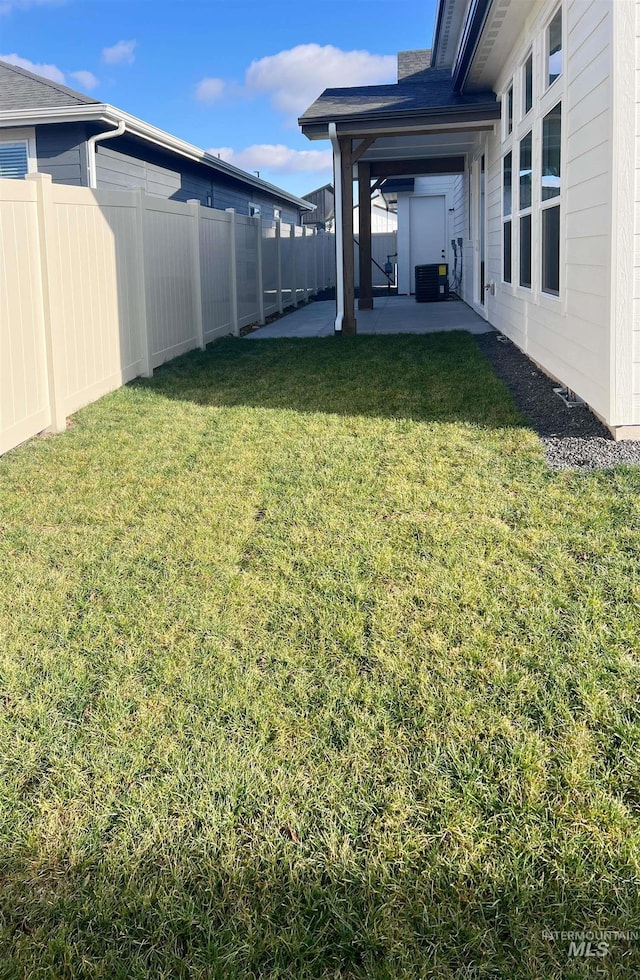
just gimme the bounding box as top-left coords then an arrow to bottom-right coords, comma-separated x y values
409,195 -> 446,293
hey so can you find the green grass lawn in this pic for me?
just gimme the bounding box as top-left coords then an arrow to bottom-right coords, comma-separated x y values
1,333 -> 639,978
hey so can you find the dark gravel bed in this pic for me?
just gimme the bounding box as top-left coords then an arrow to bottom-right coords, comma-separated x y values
475,332 -> 640,471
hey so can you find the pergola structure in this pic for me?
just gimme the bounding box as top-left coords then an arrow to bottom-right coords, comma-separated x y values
299,67 -> 500,334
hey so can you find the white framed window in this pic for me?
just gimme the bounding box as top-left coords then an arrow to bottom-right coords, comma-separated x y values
249,203 -> 261,217
503,82 -> 513,139
273,207 -> 281,221
546,7 -> 562,89
0,127 -> 36,179
541,102 -> 561,295
502,151 -> 513,283
522,51 -> 533,117
518,131 -> 533,288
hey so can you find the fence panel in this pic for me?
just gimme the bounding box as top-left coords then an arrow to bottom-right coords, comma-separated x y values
261,219 -> 279,317
143,197 -> 198,367
46,182 -> 145,420
0,179 -> 51,454
279,222 -> 294,308
1,177 -> 339,457
235,214 -> 259,329
354,231 -> 397,288
200,208 -> 234,341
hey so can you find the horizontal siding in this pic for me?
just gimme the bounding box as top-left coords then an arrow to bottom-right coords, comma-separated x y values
94,136 -> 304,223
35,123 -> 87,186
484,0 -> 613,421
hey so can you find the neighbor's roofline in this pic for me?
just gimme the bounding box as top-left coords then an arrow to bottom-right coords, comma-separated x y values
0,102 -> 314,210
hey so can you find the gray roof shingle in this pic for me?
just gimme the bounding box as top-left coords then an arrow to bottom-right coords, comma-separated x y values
0,59 -> 100,111
397,49 -> 432,83
299,68 -> 498,125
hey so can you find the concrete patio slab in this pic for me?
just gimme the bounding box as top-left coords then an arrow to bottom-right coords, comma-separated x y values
246,295 -> 493,339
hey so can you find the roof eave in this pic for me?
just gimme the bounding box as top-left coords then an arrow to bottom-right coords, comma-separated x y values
0,103 -> 314,211
431,0 -> 448,64
300,102 -> 500,139
452,0 -> 493,92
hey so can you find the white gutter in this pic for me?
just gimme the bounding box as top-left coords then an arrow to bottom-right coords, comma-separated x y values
329,123 -> 343,334
87,117 -> 125,188
0,103 -> 315,211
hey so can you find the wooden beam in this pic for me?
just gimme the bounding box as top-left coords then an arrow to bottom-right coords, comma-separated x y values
351,136 -> 376,164
339,137 -> 357,335
368,156 -> 465,178
357,162 -> 372,311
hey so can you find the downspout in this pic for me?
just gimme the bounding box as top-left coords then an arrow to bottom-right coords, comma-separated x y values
87,118 -> 126,189
329,123 -> 343,333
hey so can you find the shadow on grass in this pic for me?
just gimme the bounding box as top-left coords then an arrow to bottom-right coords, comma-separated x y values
136,333 -> 524,430
2,843 -> 637,977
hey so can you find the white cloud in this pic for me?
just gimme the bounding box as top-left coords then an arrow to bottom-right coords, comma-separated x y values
194,77 -> 225,103
70,69 -> 98,91
0,52 -> 65,83
102,39 -> 136,66
244,44 -> 396,120
208,144 -> 333,176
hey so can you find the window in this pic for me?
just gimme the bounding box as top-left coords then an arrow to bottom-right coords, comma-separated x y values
519,132 -> 532,288
503,222 -> 512,285
273,207 -> 281,221
503,152 -> 512,283
520,215 -> 532,289
547,8 -> 562,87
249,204 -> 261,217
542,102 -> 561,201
0,140 -> 29,179
541,103 -> 561,295
523,53 -> 533,115
505,84 -> 513,136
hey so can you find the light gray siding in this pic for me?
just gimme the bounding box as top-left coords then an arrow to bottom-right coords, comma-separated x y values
94,136 -> 302,223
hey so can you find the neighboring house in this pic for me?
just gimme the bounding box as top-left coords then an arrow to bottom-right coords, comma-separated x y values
303,182 -> 397,233
300,1 -> 640,441
0,59 -> 313,224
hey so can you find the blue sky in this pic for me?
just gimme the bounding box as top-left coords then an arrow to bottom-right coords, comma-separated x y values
0,0 -> 438,197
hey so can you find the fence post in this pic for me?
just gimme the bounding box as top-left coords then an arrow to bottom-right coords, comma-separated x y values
188,200 -> 205,350
26,172 -> 66,433
290,224 -> 298,308
255,214 -> 265,326
134,187 -> 153,377
275,219 -> 283,315
225,208 -> 240,337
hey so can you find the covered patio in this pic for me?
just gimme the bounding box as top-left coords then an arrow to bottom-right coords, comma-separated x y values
247,295 -> 491,339
298,58 -> 500,335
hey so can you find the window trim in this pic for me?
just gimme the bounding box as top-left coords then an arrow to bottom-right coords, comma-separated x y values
502,150 -> 513,284
540,102 -> 562,297
518,130 -> 533,290
522,50 -> 533,118
0,126 -> 37,177
503,82 -> 514,140
545,5 -> 563,92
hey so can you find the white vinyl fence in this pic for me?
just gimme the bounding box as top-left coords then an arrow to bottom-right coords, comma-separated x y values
354,231 -> 398,288
0,174 -> 336,456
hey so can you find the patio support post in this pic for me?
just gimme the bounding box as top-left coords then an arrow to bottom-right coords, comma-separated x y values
357,162 -> 373,311
339,136 -> 357,334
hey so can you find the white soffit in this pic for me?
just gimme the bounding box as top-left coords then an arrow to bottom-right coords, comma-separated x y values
464,0 -> 537,91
